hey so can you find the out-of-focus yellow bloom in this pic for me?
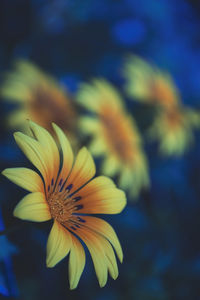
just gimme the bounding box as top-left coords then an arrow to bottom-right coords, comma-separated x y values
148,106 -> 200,156
123,55 -> 180,109
2,121 -> 126,289
1,60 -> 77,145
77,79 -> 149,199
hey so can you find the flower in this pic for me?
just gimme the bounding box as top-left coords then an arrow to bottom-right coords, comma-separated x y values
1,60 -> 77,145
123,55 -> 200,156
148,105 -> 200,156
2,121 -> 126,289
123,55 -> 180,109
77,79 -> 149,199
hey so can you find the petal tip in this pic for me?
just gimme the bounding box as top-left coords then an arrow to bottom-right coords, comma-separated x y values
13,207 -> 20,219
13,131 -> 24,143
69,284 -> 77,291
13,205 -> 26,220
120,190 -> 127,211
1,169 -> 7,177
13,131 -> 20,138
99,281 -> 106,288
119,256 -> 123,264
51,122 -> 57,130
46,258 -> 55,268
113,273 -> 119,280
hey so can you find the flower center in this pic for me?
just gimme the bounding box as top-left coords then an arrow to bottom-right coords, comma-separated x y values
150,78 -> 178,108
46,179 -> 83,224
164,109 -> 184,129
29,86 -> 76,135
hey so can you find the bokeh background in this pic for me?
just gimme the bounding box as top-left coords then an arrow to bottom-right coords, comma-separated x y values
1,0 -> 200,299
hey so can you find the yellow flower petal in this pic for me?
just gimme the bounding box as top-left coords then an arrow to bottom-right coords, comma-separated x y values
14,132 -> 49,183
71,226 -> 108,287
66,147 -> 96,195
46,221 -> 72,268
28,121 -> 60,181
7,110 -> 28,127
71,217 -> 120,280
52,123 -> 74,180
89,137 -> 108,156
73,176 -> 126,214
79,117 -> 100,135
100,235 -> 118,280
82,216 -> 123,263
77,188 -> 126,214
2,167 -> 44,193
69,234 -> 86,290
119,167 -> 136,191
123,55 -> 154,101
80,176 -> 116,194
13,192 -> 51,222
1,79 -> 29,102
101,155 -> 121,177
77,79 -> 124,113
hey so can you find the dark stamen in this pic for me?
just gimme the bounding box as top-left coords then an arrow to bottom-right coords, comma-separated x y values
65,184 -> 73,192
59,178 -> 63,186
73,196 -> 82,202
48,185 -> 50,192
51,178 -> 54,186
77,217 -> 86,223
59,184 -> 64,192
70,226 -> 76,231
75,205 -> 83,211
75,224 -> 80,228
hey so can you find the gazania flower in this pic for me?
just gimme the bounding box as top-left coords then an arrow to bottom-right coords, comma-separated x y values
123,55 -> 180,110
2,121 -> 126,289
1,60 -> 77,145
148,106 -> 200,156
77,79 -> 149,199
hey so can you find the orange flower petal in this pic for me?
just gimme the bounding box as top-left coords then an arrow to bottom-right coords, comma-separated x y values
52,123 -> 74,181
77,176 -> 116,196
80,216 -> 123,263
66,147 -> 96,194
71,176 -> 126,214
69,226 -> 108,287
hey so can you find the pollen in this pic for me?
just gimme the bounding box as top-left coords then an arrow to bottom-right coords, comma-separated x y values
47,179 -> 82,224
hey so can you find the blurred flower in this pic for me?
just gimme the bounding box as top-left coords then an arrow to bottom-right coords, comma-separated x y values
1,60 -> 78,146
2,121 -> 126,289
148,106 -> 200,156
77,79 -> 149,199
123,55 -> 180,110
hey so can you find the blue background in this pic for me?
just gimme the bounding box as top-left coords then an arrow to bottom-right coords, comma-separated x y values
0,0 -> 200,299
